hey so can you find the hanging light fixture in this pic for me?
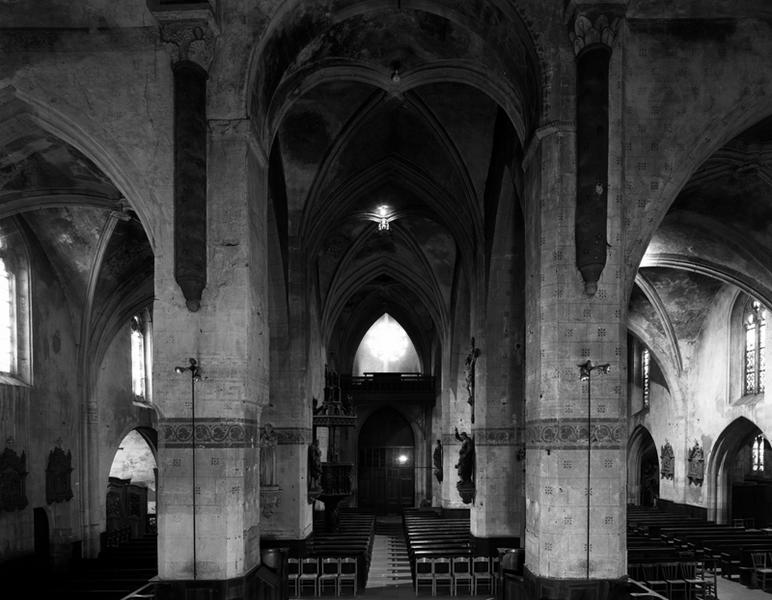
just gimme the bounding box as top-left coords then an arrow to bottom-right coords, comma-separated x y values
377,205 -> 390,231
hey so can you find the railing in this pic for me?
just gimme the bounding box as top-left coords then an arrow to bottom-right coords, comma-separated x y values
342,373 -> 435,394
120,581 -> 156,600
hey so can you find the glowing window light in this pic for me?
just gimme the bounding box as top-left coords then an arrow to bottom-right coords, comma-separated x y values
377,205 -> 390,231
752,435 -> 765,472
0,256 -> 15,373
365,314 -> 408,368
397,454 -> 408,465
131,316 -> 145,398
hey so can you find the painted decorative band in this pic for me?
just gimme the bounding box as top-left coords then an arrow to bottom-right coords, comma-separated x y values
275,427 -> 313,445
474,428 -> 517,445
440,428 -> 516,446
160,418 -> 257,448
525,418 -> 624,449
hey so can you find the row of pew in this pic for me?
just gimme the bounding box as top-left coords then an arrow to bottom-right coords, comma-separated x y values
628,505 -> 772,596
402,508 -> 499,596
281,508 -> 375,595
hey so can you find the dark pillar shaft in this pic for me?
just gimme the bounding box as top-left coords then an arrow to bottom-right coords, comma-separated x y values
575,46 -> 610,296
173,60 -> 207,311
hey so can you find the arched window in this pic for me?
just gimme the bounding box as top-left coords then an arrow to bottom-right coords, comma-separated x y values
0,220 -> 31,384
641,347 -> 650,409
752,434 -> 766,472
130,309 -> 152,404
744,299 -> 766,395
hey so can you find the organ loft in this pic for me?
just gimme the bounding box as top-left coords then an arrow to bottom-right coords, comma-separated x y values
1,1 -> 772,599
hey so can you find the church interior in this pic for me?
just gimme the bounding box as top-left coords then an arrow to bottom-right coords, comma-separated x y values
2,1 -> 772,599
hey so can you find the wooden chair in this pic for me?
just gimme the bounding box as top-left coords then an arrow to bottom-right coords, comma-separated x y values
433,557 -> 453,596
318,557 -> 340,596
451,556 -> 473,596
640,563 -> 668,596
287,557 -> 300,597
751,552 -> 772,590
415,557 -> 434,596
338,557 -> 357,596
471,555 -> 493,595
298,557 -> 320,596
661,561 -> 687,600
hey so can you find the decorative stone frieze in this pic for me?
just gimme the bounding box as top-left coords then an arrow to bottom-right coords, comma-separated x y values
473,427 -> 517,445
160,418 -> 258,448
275,427 -> 313,445
526,419 -> 624,449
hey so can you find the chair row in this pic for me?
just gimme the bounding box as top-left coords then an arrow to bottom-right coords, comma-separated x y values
414,555 -> 495,597
288,556 -> 358,597
628,561 -> 717,600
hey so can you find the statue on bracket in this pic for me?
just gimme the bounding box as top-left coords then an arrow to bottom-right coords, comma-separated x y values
454,427 -> 475,504
464,338 -> 480,423
687,440 -> 705,486
46,444 -> 73,504
660,441 -> 674,480
307,438 -> 323,503
0,441 -> 28,512
432,439 -> 443,483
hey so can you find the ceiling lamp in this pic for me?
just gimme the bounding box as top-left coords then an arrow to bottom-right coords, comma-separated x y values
377,205 -> 390,231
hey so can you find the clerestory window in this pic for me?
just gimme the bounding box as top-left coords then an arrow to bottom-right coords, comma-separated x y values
0,221 -> 31,385
744,300 -> 766,395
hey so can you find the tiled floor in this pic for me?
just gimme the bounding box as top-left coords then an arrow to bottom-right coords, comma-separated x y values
717,574 -> 772,599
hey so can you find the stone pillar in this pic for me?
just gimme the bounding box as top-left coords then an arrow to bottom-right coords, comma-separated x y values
154,116 -> 268,598
470,185 -> 525,546
522,9 -> 627,591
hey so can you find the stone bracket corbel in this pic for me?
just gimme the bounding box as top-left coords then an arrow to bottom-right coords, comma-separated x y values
148,2 -> 219,312
567,7 -> 622,296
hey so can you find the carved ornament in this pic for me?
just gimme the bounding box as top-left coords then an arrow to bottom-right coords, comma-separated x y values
46,446 -> 73,504
660,441 -> 674,480
569,13 -> 620,56
687,441 -> 705,487
0,446 -> 28,512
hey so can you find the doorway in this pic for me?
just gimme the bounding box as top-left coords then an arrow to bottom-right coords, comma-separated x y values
358,407 -> 415,513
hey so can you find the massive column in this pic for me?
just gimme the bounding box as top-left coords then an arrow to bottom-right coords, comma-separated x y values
149,6 -> 271,598
522,9 -> 627,599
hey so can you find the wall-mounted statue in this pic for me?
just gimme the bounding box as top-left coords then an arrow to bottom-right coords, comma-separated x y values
433,439 -> 443,483
259,423 -> 278,487
687,440 -> 705,486
46,445 -> 73,504
660,441 -> 674,480
464,338 -> 480,423
308,438 -> 322,492
454,428 -> 475,504
0,443 -> 28,512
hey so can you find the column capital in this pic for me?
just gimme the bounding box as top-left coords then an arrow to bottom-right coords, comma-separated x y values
566,4 -> 622,57
148,2 -> 218,70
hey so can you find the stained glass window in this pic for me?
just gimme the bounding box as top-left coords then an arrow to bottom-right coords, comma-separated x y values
744,300 -> 767,395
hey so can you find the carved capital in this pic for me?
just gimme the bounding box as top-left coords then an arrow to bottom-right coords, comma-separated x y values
148,3 -> 218,70
160,20 -> 215,70
569,12 -> 620,56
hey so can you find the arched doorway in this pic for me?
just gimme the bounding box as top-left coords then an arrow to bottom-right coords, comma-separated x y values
108,428 -> 158,538
628,426 -> 659,507
707,417 -> 772,525
358,407 -> 415,514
